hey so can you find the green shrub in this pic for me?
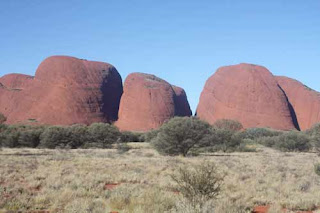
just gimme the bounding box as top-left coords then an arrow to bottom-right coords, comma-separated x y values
213,119 -> 243,132
0,123 -> 7,132
274,131 -> 311,152
239,128 -> 283,140
153,117 -> 213,156
39,126 -> 73,149
305,123 -> 320,152
171,162 -> 223,207
0,125 -> 32,148
18,126 -> 46,148
84,123 -> 121,148
0,127 -> 20,147
257,136 -> 279,147
200,128 -> 251,153
210,129 -> 242,152
68,124 -> 89,148
141,129 -> 160,142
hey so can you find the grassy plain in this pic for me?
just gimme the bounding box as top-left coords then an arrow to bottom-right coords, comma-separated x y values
0,143 -> 320,213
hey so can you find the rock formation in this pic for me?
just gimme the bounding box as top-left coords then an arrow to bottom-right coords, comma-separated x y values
276,76 -> 320,130
196,63 -> 297,130
115,73 -> 192,131
0,56 -> 123,125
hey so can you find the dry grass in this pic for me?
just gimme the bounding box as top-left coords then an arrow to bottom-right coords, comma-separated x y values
0,144 -> 319,213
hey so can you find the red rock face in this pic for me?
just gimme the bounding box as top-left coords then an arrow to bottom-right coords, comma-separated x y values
172,86 -> 192,117
0,56 -> 123,125
276,76 -> 320,130
115,73 -> 192,131
196,63 -> 297,130
0,73 -> 34,89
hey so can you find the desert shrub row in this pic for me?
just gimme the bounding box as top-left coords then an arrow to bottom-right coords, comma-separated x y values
1,117 -> 319,155
0,123 -> 143,149
152,117 -> 320,156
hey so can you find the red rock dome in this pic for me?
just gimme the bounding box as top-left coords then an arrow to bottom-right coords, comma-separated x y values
0,56 -> 123,125
115,73 -> 192,131
276,76 -> 320,130
196,63 -> 297,130
0,73 -> 33,89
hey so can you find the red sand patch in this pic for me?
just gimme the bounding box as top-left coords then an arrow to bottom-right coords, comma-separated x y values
103,183 -> 119,190
103,181 -> 144,190
253,205 -> 270,213
253,206 -> 316,213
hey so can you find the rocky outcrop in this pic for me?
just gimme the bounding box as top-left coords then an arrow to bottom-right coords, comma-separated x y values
276,76 -> 320,130
115,73 -> 192,131
196,63 -> 297,130
0,56 -> 123,125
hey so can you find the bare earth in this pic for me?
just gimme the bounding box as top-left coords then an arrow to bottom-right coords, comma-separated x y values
0,144 -> 320,213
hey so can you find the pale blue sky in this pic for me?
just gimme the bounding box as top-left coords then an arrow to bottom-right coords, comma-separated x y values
1,0 -> 319,112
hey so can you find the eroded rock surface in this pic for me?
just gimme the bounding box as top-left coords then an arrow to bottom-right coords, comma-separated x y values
115,73 -> 192,131
277,76 -> 320,130
0,56 -> 123,125
196,63 -> 297,130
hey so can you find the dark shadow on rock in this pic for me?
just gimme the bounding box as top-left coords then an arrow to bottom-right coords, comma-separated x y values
278,85 -> 301,131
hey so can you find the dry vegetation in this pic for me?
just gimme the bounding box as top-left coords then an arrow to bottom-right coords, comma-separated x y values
0,144 -> 320,213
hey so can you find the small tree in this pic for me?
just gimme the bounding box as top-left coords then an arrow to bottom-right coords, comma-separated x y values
152,117 -> 213,156
171,162 -> 223,208
0,113 -> 7,124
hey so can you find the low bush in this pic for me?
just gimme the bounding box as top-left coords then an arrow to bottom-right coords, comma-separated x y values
153,117 -> 213,156
141,129 -> 160,142
84,123 -> 121,148
213,119 -> 243,132
274,131 -> 311,152
39,126 -> 73,149
210,129 -> 244,152
239,127 -> 283,140
0,125 -> 45,148
0,126 -> 20,147
257,131 -> 311,152
257,136 -> 279,147
18,126 -> 46,148
0,123 -> 129,149
305,123 -> 320,152
171,162 -> 223,208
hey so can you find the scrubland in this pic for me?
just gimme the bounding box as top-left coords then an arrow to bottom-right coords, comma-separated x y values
1,144 -> 320,213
